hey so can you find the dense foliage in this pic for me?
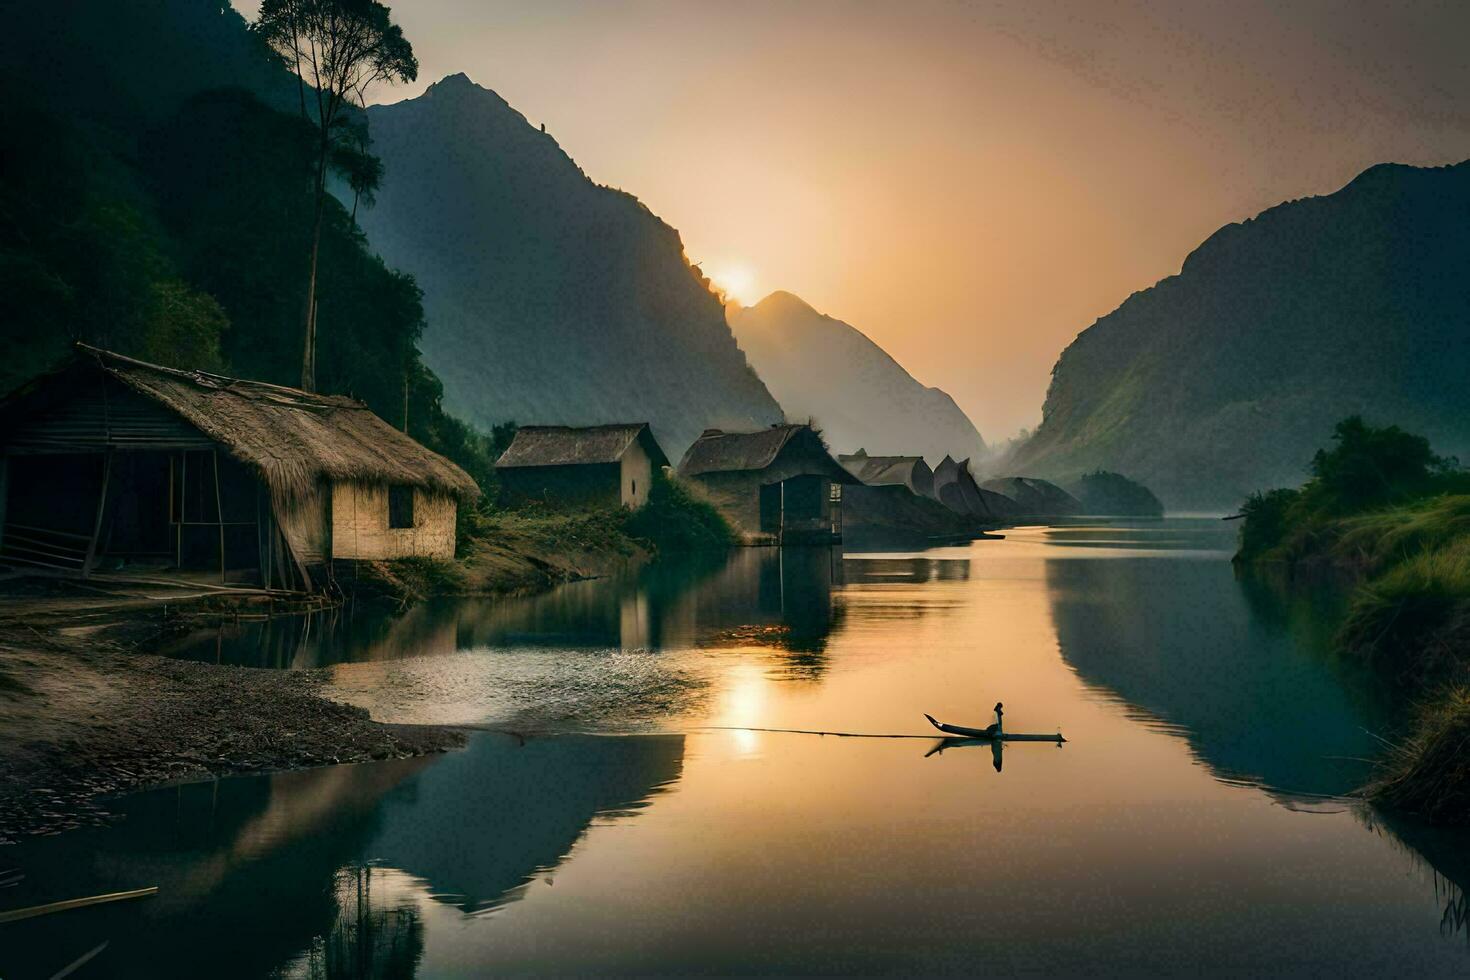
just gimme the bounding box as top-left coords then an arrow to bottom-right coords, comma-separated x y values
1234,419 -> 1470,822
1067,470 -> 1164,517
0,1 -> 497,489
1234,417 -> 1462,562
624,472 -> 737,552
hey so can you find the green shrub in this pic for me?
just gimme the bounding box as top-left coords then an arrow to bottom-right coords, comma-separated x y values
1235,487 -> 1302,561
625,473 -> 734,553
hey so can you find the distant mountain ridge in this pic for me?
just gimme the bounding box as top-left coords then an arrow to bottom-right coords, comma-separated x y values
727,291 -> 986,463
360,74 -> 783,458
1011,161 -> 1470,509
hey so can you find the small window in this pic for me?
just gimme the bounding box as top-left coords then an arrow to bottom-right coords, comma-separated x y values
829,483 -> 843,502
631,479 -> 637,497
388,486 -> 415,529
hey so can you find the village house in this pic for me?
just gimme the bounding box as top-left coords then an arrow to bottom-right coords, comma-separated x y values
838,450 -> 936,498
0,345 -> 479,592
677,424 -> 859,543
494,423 -> 669,509
932,456 -> 1018,521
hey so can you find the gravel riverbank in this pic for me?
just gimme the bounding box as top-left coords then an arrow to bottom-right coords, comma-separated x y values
0,589 -> 465,843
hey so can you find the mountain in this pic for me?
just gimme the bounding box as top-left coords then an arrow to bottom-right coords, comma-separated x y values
360,74 -> 783,458
727,291 -> 985,463
1011,161 -> 1470,510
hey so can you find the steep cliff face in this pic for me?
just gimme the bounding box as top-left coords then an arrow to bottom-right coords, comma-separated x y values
727,291 -> 986,463
361,75 -> 783,458
1012,161 -> 1470,510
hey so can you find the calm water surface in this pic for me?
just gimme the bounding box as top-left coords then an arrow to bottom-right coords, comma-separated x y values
5,520 -> 1470,977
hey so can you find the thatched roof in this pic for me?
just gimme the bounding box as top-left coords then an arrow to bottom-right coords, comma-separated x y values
495,423 -> 669,469
679,425 -> 859,483
980,476 -> 1082,515
48,345 -> 480,500
838,453 -> 933,491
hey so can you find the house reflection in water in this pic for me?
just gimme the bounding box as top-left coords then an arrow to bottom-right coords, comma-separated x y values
160,548 -> 847,669
1,733 -> 685,979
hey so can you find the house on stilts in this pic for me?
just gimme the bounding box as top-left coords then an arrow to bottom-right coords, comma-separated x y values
0,345 -> 479,592
494,423 -> 669,510
677,424 -> 858,544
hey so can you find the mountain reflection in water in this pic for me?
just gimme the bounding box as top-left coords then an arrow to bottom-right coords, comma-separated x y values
1046,555 -> 1402,800
8,523 -> 1470,977
1,734 -> 682,980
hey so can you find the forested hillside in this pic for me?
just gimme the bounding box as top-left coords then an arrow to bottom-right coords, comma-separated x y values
0,1 -> 493,485
1011,161 -> 1470,509
359,74 -> 784,458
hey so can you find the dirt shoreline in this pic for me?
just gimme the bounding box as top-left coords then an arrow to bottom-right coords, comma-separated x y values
0,587 -> 470,844
0,515 -> 661,844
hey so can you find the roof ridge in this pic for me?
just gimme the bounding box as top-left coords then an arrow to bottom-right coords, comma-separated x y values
75,342 -> 366,410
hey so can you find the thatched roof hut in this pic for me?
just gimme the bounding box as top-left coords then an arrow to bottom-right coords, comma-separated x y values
3,345 -> 479,501
678,425 -> 857,542
496,424 -> 669,470
980,476 -> 1082,517
495,424 -> 668,509
0,345 -> 478,589
838,450 -> 935,497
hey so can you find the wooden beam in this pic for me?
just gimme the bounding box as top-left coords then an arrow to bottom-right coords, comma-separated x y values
82,451 -> 113,579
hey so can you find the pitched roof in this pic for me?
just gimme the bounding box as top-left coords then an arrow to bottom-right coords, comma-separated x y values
23,345 -> 481,500
678,424 -> 858,482
838,453 -> 930,487
495,423 -> 668,469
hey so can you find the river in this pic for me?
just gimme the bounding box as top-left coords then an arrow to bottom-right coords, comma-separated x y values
4,519 -> 1469,977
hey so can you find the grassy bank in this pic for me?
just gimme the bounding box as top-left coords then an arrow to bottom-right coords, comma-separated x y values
1233,417 -> 1470,823
360,472 -> 735,603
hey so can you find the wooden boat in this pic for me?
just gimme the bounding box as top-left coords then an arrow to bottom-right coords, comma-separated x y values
924,714 -> 1066,743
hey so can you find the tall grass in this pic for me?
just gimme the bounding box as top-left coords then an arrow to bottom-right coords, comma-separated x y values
1338,517 -> 1470,681
1368,687 -> 1470,825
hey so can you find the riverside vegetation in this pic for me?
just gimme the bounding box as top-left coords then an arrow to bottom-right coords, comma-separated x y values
1235,417 -> 1470,823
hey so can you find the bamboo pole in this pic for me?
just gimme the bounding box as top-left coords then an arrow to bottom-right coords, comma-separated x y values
0,886 -> 157,924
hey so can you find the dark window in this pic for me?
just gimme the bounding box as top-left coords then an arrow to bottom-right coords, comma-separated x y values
388,486 -> 415,529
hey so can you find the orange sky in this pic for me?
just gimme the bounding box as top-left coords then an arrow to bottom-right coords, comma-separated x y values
236,1 -> 1470,438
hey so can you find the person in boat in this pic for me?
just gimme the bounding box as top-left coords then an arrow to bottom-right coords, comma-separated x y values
985,702 -> 1004,737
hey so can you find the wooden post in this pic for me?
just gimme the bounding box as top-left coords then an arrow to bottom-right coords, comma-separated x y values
177,453 -> 185,569
212,450 -> 226,583
82,451 -> 113,579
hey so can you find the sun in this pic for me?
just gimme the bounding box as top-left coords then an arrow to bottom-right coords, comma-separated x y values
705,262 -> 762,307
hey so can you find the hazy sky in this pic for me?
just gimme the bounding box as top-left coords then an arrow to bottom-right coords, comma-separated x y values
235,1 -> 1470,438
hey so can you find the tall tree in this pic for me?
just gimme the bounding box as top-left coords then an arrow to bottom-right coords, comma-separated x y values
330,120 -> 384,224
253,0 -> 415,391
